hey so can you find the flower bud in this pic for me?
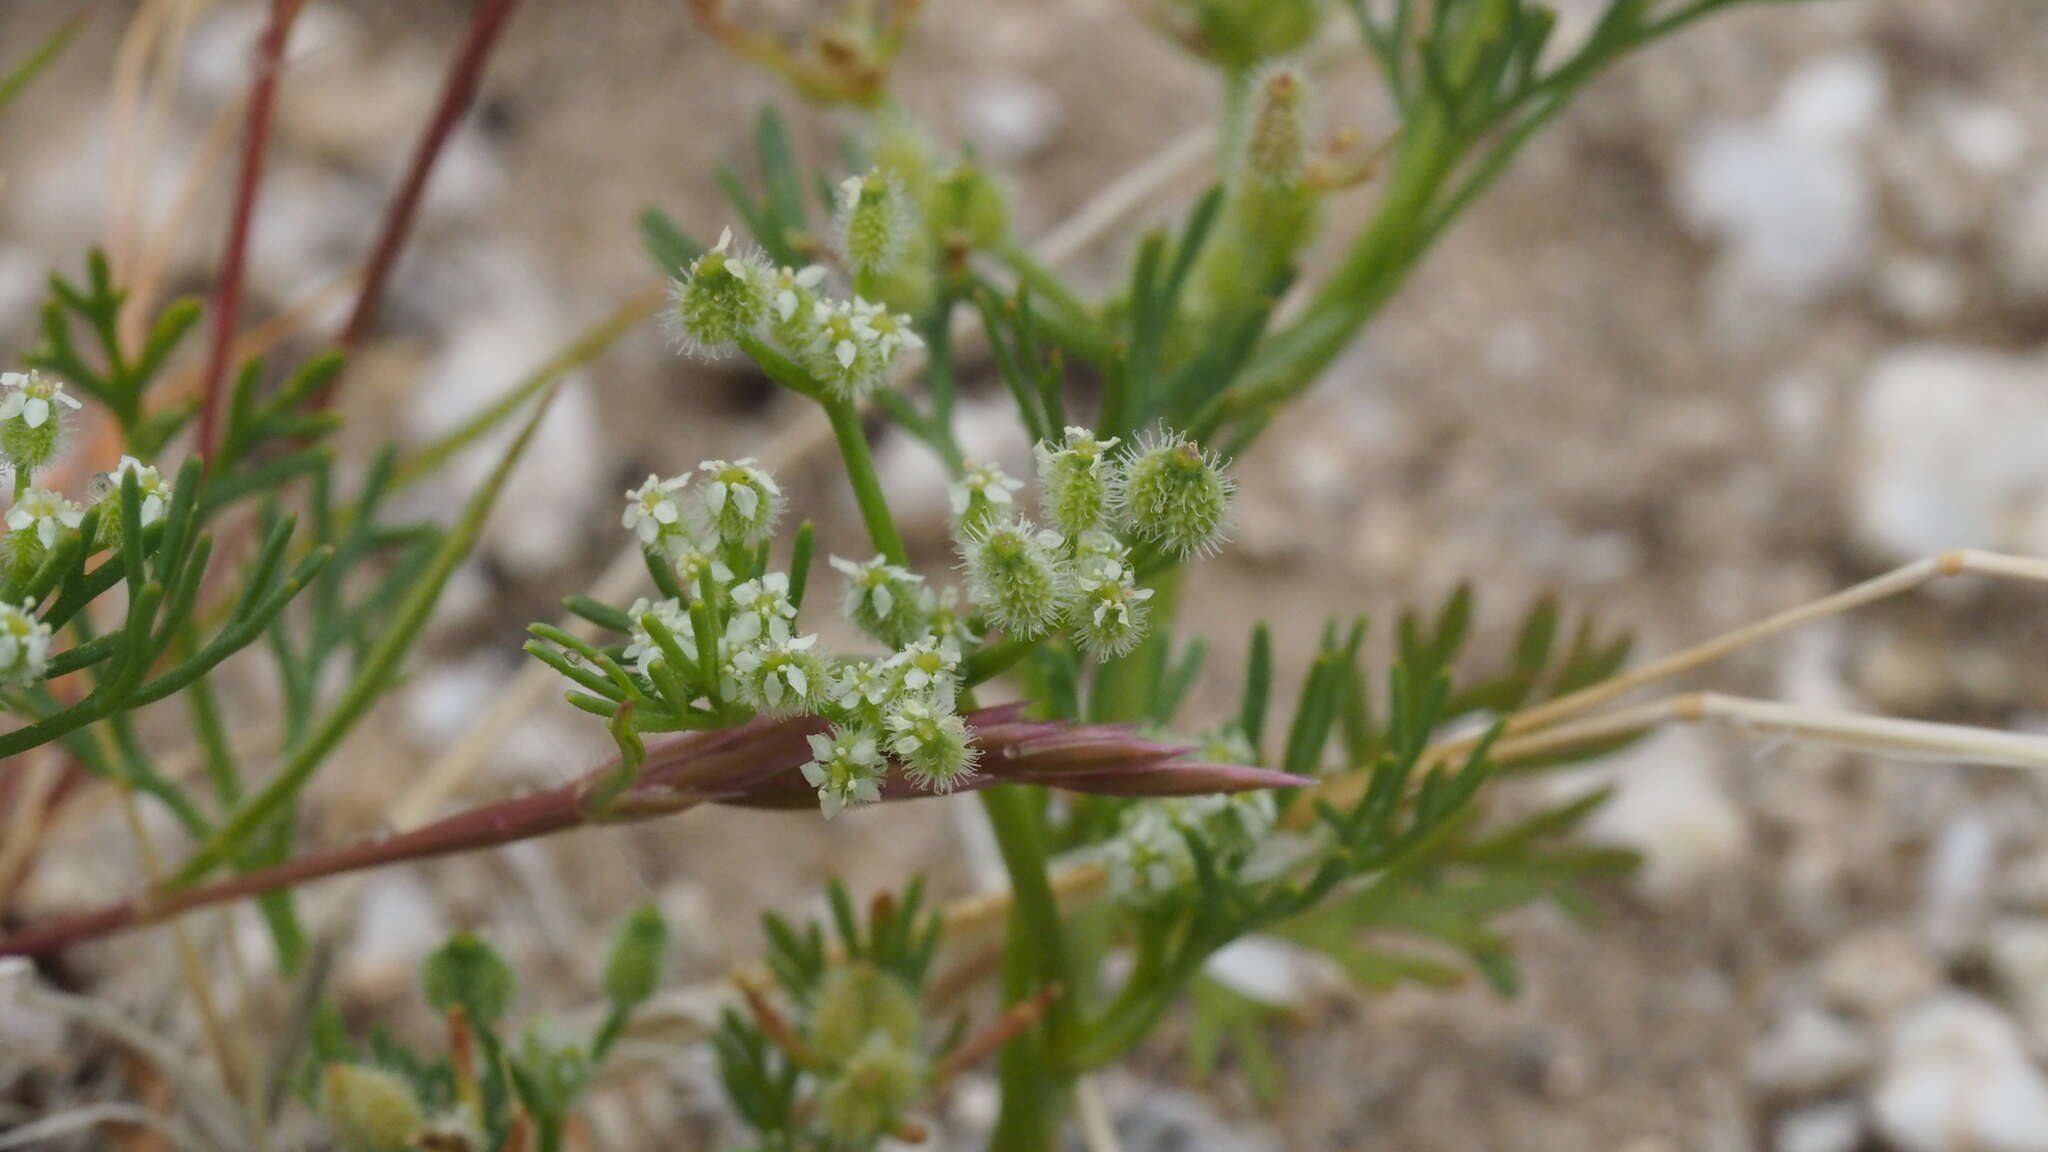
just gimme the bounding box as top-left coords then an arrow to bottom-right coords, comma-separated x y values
422,933 -> 514,1028
1034,427 -> 1119,535
667,229 -> 770,356
0,598 -> 52,688
1074,557 -> 1154,661
837,169 -> 916,279
813,960 -> 922,1063
818,1036 -> 925,1142
0,372 -> 80,476
947,461 -> 1023,537
885,698 -> 979,793
689,458 -> 784,547
831,553 -> 927,646
1114,429 -> 1234,558
1163,0 -> 1323,70
1242,63 -> 1313,186
801,724 -> 886,819
603,905 -> 669,1011
731,633 -> 829,715
960,517 -> 1071,638
928,159 -> 1009,250
319,1064 -> 425,1152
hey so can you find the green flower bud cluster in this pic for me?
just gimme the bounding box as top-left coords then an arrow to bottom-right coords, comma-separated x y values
1189,62 -> 1325,329
1161,0 -> 1326,71
809,962 -> 929,1143
318,1064 -> 425,1152
1104,755 -> 1279,907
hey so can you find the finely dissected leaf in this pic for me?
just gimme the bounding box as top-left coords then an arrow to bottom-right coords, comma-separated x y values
171,378 -> 569,888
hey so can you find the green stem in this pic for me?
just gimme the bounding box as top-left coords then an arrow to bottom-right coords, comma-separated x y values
980,784 -> 1079,1150
824,398 -> 909,568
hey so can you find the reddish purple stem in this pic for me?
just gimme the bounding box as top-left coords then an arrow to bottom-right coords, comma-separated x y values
0,706 -> 1298,958
194,0 -> 300,462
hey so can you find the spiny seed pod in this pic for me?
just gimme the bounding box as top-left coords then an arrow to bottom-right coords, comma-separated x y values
818,1036 -> 925,1142
813,960 -> 923,1063
0,598 -> 52,688
885,698 -> 979,793
1114,428 -> 1234,558
422,933 -> 515,1028
689,457 -> 784,547
0,372 -> 80,475
947,461 -> 1023,537
88,456 -> 172,551
928,159 -> 1009,250
960,517 -> 1071,638
1074,557 -> 1154,661
731,633 -> 830,715
1034,427 -> 1120,535
766,265 -> 829,353
836,169 -> 917,279
801,724 -> 886,819
319,1064 -> 425,1152
1241,62 -> 1313,186
667,229 -> 770,356
603,905 -> 669,1010
831,554 -> 927,647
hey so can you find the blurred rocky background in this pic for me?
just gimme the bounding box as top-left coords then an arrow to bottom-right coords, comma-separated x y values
4,1 -> 2048,1149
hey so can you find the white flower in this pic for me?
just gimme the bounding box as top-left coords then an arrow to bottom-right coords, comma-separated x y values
690,458 -> 784,547
833,659 -> 895,716
0,371 -> 81,431
800,725 -> 886,819
101,456 -> 172,528
1103,805 -> 1193,904
621,597 -> 696,676
918,585 -> 979,656
1074,557 -> 1154,660
623,473 -> 691,547
0,598 -> 52,688
7,488 -> 84,550
947,461 -> 1023,536
830,553 -> 925,645
730,632 -> 827,715
885,635 -> 959,704
725,572 -> 797,647
670,541 -> 735,591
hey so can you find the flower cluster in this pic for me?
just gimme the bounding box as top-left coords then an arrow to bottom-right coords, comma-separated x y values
0,369 -> 168,698
667,229 -> 922,402
944,424 -> 1233,660
612,459 -> 984,819
1102,728 -> 1279,906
